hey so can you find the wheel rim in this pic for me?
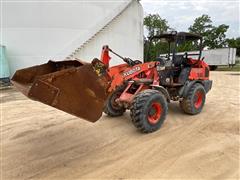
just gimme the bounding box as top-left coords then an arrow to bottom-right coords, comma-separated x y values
148,102 -> 162,124
194,91 -> 203,109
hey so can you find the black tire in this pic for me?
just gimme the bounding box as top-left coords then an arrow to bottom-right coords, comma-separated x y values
179,83 -> 206,115
104,86 -> 126,117
209,65 -> 218,71
130,89 -> 168,133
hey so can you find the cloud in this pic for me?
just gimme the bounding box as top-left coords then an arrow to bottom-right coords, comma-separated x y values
141,0 -> 240,38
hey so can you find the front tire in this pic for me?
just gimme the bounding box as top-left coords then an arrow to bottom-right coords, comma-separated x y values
130,89 -> 168,133
104,86 -> 126,117
180,83 -> 206,115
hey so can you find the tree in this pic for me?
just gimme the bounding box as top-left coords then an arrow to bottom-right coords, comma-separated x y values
227,37 -> 240,56
189,14 -> 229,49
189,14 -> 213,36
144,14 -> 170,61
144,14 -> 169,37
205,24 -> 229,49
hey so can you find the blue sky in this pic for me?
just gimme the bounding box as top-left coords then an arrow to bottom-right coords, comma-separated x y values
141,0 -> 240,38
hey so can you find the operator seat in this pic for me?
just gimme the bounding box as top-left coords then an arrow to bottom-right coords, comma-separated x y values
173,55 -> 185,67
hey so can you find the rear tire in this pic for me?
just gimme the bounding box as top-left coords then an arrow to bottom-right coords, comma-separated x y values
180,83 -> 206,115
130,89 -> 168,133
209,65 -> 218,71
104,86 -> 126,117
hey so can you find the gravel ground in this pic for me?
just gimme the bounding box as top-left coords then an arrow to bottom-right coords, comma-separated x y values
1,71 -> 240,180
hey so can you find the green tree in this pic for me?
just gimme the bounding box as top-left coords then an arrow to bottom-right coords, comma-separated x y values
189,14 -> 229,49
205,24 -> 229,48
189,14 -> 213,35
144,14 -> 169,37
144,14 -> 169,61
227,37 -> 240,56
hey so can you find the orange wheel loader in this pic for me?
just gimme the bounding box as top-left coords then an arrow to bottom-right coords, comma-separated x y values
12,31 -> 212,133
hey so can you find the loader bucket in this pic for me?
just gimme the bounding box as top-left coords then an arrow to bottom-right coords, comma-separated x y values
11,60 -> 109,122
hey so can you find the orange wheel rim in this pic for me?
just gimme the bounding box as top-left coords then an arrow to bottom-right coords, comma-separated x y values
194,91 -> 203,109
148,102 -> 162,124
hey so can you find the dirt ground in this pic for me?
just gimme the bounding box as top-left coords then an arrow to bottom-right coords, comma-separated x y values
1,71 -> 240,180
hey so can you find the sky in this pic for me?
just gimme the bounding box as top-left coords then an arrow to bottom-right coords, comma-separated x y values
141,0 -> 240,38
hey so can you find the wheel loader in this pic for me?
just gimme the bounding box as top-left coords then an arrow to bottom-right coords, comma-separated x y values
12,31 -> 212,133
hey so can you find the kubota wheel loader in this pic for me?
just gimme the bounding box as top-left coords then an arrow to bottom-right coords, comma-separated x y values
12,31 -> 212,133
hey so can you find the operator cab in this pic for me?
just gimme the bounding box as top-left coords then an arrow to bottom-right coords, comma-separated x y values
147,31 -> 203,86
149,31 -> 203,67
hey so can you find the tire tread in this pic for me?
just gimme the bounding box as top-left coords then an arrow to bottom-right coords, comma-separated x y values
180,83 -> 206,115
130,89 -> 168,133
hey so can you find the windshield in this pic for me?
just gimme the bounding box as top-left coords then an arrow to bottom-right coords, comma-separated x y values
145,34 -> 202,61
176,37 -> 201,53
145,37 -> 173,61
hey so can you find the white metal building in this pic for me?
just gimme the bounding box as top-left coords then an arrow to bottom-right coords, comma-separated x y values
1,0 -> 143,75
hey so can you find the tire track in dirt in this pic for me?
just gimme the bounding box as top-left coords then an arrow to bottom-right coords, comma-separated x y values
1,71 -> 240,179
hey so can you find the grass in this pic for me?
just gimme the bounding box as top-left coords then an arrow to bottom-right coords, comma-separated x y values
216,65 -> 240,71
216,58 -> 240,71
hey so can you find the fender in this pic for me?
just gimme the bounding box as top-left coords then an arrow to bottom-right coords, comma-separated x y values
179,80 -> 201,98
179,80 -> 212,98
150,85 -> 171,102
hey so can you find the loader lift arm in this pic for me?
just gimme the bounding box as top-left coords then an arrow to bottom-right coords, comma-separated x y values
100,45 -> 138,67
